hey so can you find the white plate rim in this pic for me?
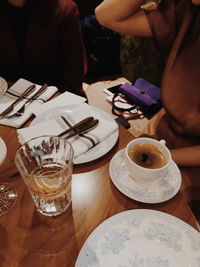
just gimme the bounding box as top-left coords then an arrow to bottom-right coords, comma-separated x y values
109,149 -> 182,204
0,137 -> 7,164
0,77 -> 8,98
31,105 -> 119,164
75,209 -> 200,267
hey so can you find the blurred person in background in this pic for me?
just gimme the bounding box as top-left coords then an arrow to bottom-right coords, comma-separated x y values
0,0 -> 87,97
95,0 -> 200,218
95,0 -> 200,167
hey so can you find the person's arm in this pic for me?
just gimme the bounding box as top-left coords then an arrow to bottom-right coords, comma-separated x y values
171,146 -> 200,167
95,0 -> 152,36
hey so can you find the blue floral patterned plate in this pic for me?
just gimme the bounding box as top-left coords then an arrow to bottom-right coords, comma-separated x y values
75,209 -> 200,267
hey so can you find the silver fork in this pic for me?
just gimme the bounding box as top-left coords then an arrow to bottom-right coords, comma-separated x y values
14,83 -> 48,117
59,116 -> 99,147
58,116 -> 99,138
0,85 -> 36,119
1,84 -> 48,119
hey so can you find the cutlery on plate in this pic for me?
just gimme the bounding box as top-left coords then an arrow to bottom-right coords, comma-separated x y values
65,119 -> 99,139
0,84 -> 48,119
0,84 -> 36,117
59,116 -> 94,134
58,117 -> 99,138
10,83 -> 48,117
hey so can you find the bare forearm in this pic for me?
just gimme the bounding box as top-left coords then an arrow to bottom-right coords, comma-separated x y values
95,0 -> 152,36
95,0 -> 144,22
171,146 -> 200,167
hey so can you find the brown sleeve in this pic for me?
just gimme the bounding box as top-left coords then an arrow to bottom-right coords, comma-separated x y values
144,0 -> 191,55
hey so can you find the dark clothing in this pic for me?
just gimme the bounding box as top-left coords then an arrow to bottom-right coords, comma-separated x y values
74,0 -> 102,18
0,0 -> 87,97
3,1 -> 29,55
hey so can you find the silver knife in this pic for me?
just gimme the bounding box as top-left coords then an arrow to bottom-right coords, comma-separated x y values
58,118 -> 99,138
58,116 -> 94,136
0,84 -> 36,117
23,83 -> 48,104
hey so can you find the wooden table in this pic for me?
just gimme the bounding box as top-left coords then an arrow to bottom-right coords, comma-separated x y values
0,90 -> 199,267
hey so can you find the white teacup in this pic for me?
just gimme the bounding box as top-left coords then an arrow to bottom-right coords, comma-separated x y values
125,137 -> 171,184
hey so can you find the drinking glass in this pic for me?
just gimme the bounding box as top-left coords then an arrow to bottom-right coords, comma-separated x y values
0,137 -> 17,216
14,135 -> 74,217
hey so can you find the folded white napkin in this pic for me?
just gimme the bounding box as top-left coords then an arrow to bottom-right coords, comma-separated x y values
32,91 -> 86,117
0,78 -> 58,128
17,103 -> 118,158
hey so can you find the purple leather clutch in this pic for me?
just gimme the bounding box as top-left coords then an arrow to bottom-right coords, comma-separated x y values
119,78 -> 161,110
134,78 -> 160,101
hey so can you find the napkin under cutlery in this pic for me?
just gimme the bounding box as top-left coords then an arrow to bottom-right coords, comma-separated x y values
0,78 -> 58,128
17,103 -> 118,158
32,91 -> 87,117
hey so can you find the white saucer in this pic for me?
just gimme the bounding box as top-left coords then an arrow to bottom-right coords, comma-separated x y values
0,77 -> 8,98
0,137 -> 7,164
109,149 -> 182,204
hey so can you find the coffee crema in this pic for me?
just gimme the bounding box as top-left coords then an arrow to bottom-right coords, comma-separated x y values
129,143 -> 167,169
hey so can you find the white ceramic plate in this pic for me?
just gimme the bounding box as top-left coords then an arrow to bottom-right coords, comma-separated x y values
109,149 -> 182,204
0,77 -> 8,98
0,137 -> 7,164
31,105 -> 119,164
75,209 -> 200,267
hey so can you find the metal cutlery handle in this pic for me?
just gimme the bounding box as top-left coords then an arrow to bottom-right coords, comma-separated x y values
58,118 -> 99,138
24,83 -> 48,105
0,85 -> 36,117
65,119 -> 99,139
58,116 -> 94,137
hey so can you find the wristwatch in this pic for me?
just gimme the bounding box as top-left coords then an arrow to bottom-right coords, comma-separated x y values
141,0 -> 161,11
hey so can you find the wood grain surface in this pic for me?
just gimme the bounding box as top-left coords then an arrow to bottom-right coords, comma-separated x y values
0,122 -> 199,267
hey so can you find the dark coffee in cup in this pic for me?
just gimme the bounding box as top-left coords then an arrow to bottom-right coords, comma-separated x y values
129,143 -> 167,169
